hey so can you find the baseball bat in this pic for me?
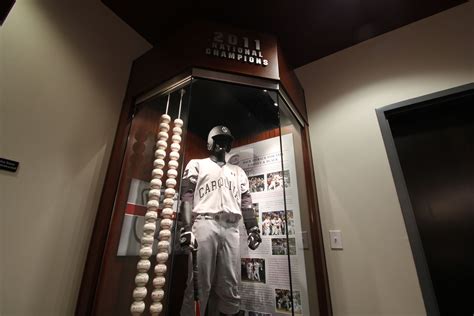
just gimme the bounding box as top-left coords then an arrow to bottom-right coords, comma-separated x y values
192,250 -> 200,316
180,201 -> 200,316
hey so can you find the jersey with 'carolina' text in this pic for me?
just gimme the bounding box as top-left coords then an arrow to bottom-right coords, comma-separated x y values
182,158 -> 249,215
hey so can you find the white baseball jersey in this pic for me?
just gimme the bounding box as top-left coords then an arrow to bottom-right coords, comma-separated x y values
246,262 -> 253,272
274,217 -> 283,234
253,261 -> 261,272
182,158 -> 249,215
275,217 -> 282,226
253,262 -> 261,281
262,218 -> 271,230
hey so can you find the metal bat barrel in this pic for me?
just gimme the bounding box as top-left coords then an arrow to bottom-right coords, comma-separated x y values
192,250 -> 199,301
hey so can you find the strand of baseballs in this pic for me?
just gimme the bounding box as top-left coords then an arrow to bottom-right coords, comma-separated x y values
149,89 -> 185,316
130,94 -> 172,316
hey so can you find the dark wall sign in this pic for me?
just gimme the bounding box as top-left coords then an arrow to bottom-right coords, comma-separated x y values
130,21 -> 280,98
0,158 -> 19,172
128,21 -> 307,123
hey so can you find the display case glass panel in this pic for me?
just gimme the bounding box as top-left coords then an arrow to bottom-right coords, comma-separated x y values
279,95 -> 319,315
92,76 -> 318,316
92,85 -> 192,315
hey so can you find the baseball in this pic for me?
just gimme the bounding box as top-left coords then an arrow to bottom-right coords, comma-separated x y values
150,302 -> 163,315
169,151 -> 179,161
170,142 -> 180,152
156,140 -> 167,150
159,229 -> 171,239
154,263 -> 167,275
153,159 -> 165,169
148,189 -> 161,200
141,235 -> 154,246
143,222 -> 156,233
156,252 -> 169,262
158,131 -> 169,141
161,208 -> 174,219
151,289 -> 165,301
145,211 -> 158,221
130,301 -> 145,314
147,200 -> 159,211
135,273 -> 149,286
157,250 -> 168,259
154,149 -> 166,159
153,276 -> 166,288
157,240 -> 170,251
164,188 -> 175,197
172,134 -> 182,143
139,246 -> 153,258
160,114 -> 171,123
163,198 -> 174,208
166,178 -> 177,187
137,259 -> 151,272
168,160 -> 179,169
133,286 -> 147,300
159,122 -> 170,132
152,168 -> 163,178
160,218 -> 173,229
172,126 -> 182,135
174,118 -> 183,127
167,169 -> 178,178
150,178 -> 162,189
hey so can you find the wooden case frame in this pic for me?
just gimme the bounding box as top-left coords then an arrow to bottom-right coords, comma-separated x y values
76,23 -> 332,316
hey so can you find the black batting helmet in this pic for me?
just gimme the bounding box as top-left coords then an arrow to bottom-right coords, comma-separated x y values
207,125 -> 234,152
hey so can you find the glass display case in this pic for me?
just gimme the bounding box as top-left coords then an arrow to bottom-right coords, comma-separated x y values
90,74 -> 319,316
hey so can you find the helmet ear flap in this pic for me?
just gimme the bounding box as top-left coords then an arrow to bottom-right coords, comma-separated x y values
207,138 -> 214,151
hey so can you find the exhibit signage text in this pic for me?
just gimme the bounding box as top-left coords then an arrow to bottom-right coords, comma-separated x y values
206,31 -> 269,67
0,157 -> 19,172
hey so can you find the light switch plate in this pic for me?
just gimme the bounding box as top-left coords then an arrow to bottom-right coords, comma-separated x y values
329,230 -> 343,250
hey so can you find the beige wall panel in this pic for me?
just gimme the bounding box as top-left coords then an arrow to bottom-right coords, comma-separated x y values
0,0 -> 151,315
296,2 -> 473,315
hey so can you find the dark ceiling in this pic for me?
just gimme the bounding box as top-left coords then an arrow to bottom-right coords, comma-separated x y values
103,0 -> 465,69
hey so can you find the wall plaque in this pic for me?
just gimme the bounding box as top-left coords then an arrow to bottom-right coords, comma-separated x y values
0,157 -> 19,172
205,31 -> 269,67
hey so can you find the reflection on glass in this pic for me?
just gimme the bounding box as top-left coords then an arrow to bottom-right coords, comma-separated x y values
173,79 -> 282,316
93,86 -> 192,316
92,77 -> 319,316
279,94 -> 319,316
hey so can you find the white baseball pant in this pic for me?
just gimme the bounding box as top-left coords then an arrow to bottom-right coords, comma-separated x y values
180,215 -> 241,316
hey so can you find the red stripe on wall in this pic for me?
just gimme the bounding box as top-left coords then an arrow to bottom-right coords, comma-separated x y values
125,203 -> 147,216
125,203 -> 177,219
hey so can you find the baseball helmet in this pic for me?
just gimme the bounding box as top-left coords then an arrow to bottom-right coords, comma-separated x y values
207,125 -> 234,152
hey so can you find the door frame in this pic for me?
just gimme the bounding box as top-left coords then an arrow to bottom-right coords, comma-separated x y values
375,83 -> 474,316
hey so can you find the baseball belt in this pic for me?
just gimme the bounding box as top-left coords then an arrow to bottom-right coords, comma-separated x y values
195,212 -> 241,224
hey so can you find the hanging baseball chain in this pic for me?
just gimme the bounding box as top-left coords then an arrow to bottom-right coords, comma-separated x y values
130,94 -> 172,315
130,90 -> 185,315
149,89 -> 184,315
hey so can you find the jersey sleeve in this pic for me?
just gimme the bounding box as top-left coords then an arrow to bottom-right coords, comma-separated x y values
181,159 -> 199,194
183,160 -> 199,181
239,167 -> 250,194
240,167 -> 253,208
